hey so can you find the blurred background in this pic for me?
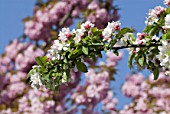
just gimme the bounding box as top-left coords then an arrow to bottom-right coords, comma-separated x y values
0,0 -> 164,110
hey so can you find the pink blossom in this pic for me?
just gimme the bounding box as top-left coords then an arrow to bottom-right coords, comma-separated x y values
75,95 -> 86,104
88,1 -> 99,10
122,81 -> 140,98
104,99 -> 118,110
5,39 -> 29,59
15,45 -> 44,71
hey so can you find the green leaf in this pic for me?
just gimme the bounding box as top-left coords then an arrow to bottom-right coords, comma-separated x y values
129,34 -> 136,41
91,54 -> 96,62
35,56 -> 47,66
150,27 -> 157,36
91,27 -> 98,33
64,58 -> 68,63
92,29 -> 102,36
114,50 -> 119,56
167,50 -> 170,56
143,25 -> 153,33
41,56 -> 47,64
68,52 -> 73,58
97,51 -> 102,58
76,21 -> 81,29
27,69 -> 34,79
128,54 -> 135,69
75,62 -> 88,72
82,39 -> 87,43
62,70 -> 70,83
162,34 -> 166,40
153,68 -> 159,80
165,7 -> 170,14
121,27 -> 134,34
82,46 -> 89,55
35,57 -> 43,66
91,43 -> 103,46
138,56 -> 145,67
166,30 -> 170,39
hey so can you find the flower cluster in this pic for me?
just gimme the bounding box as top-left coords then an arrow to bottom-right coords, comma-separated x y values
145,6 -> 165,25
156,40 -> 170,74
29,20 -> 132,90
16,45 -> 44,71
70,51 -> 122,113
102,21 -> 121,42
164,0 -> 170,6
164,14 -> 170,28
47,40 -> 70,60
87,1 -> 120,29
24,0 -> 119,41
119,72 -> 170,114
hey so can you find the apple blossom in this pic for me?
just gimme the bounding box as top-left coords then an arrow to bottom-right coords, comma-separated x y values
164,14 -> 170,29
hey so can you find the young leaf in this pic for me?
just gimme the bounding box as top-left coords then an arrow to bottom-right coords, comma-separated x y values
153,68 -> 159,80
41,56 -> 47,64
82,46 -> 89,55
76,21 -> 81,29
138,56 -> 145,67
162,34 -> 166,40
27,69 -> 34,79
97,51 -> 102,58
114,50 -> 119,56
167,50 -> 170,56
91,54 -> 97,62
150,27 -> 157,36
91,27 -> 98,33
121,27 -> 134,34
143,25 -> 153,33
128,54 -> 135,69
75,62 -> 88,72
166,30 -> 170,39
35,57 -> 43,66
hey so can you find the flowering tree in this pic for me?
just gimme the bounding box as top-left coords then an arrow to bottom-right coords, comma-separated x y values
1,0 -> 170,114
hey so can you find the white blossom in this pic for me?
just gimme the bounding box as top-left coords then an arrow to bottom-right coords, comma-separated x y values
30,65 -> 43,89
47,40 -> 69,60
58,27 -> 72,42
156,40 -> 170,69
164,0 -> 170,6
61,72 -> 70,83
73,29 -> 85,43
152,36 -> 159,41
102,21 -> 121,42
145,6 -> 165,25
81,21 -> 94,30
102,28 -> 112,42
117,33 -> 133,46
165,14 -> 170,29
107,21 -> 121,31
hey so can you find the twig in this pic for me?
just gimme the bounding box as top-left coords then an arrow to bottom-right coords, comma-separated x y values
58,105 -> 77,114
59,5 -> 76,27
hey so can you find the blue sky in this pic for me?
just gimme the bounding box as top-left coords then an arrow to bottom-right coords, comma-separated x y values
0,0 -> 164,109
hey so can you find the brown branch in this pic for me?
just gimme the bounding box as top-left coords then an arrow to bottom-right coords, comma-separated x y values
58,105 -> 77,114
59,5 -> 76,27
74,43 -> 162,60
99,43 -> 162,51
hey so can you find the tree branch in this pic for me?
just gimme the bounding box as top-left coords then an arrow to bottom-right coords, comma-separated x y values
58,105 -> 77,114
59,5 -> 76,27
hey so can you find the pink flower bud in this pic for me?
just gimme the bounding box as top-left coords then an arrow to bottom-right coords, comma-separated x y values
114,25 -> 120,31
133,50 -> 136,54
88,31 -> 92,35
84,24 -> 91,29
65,33 -> 72,40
